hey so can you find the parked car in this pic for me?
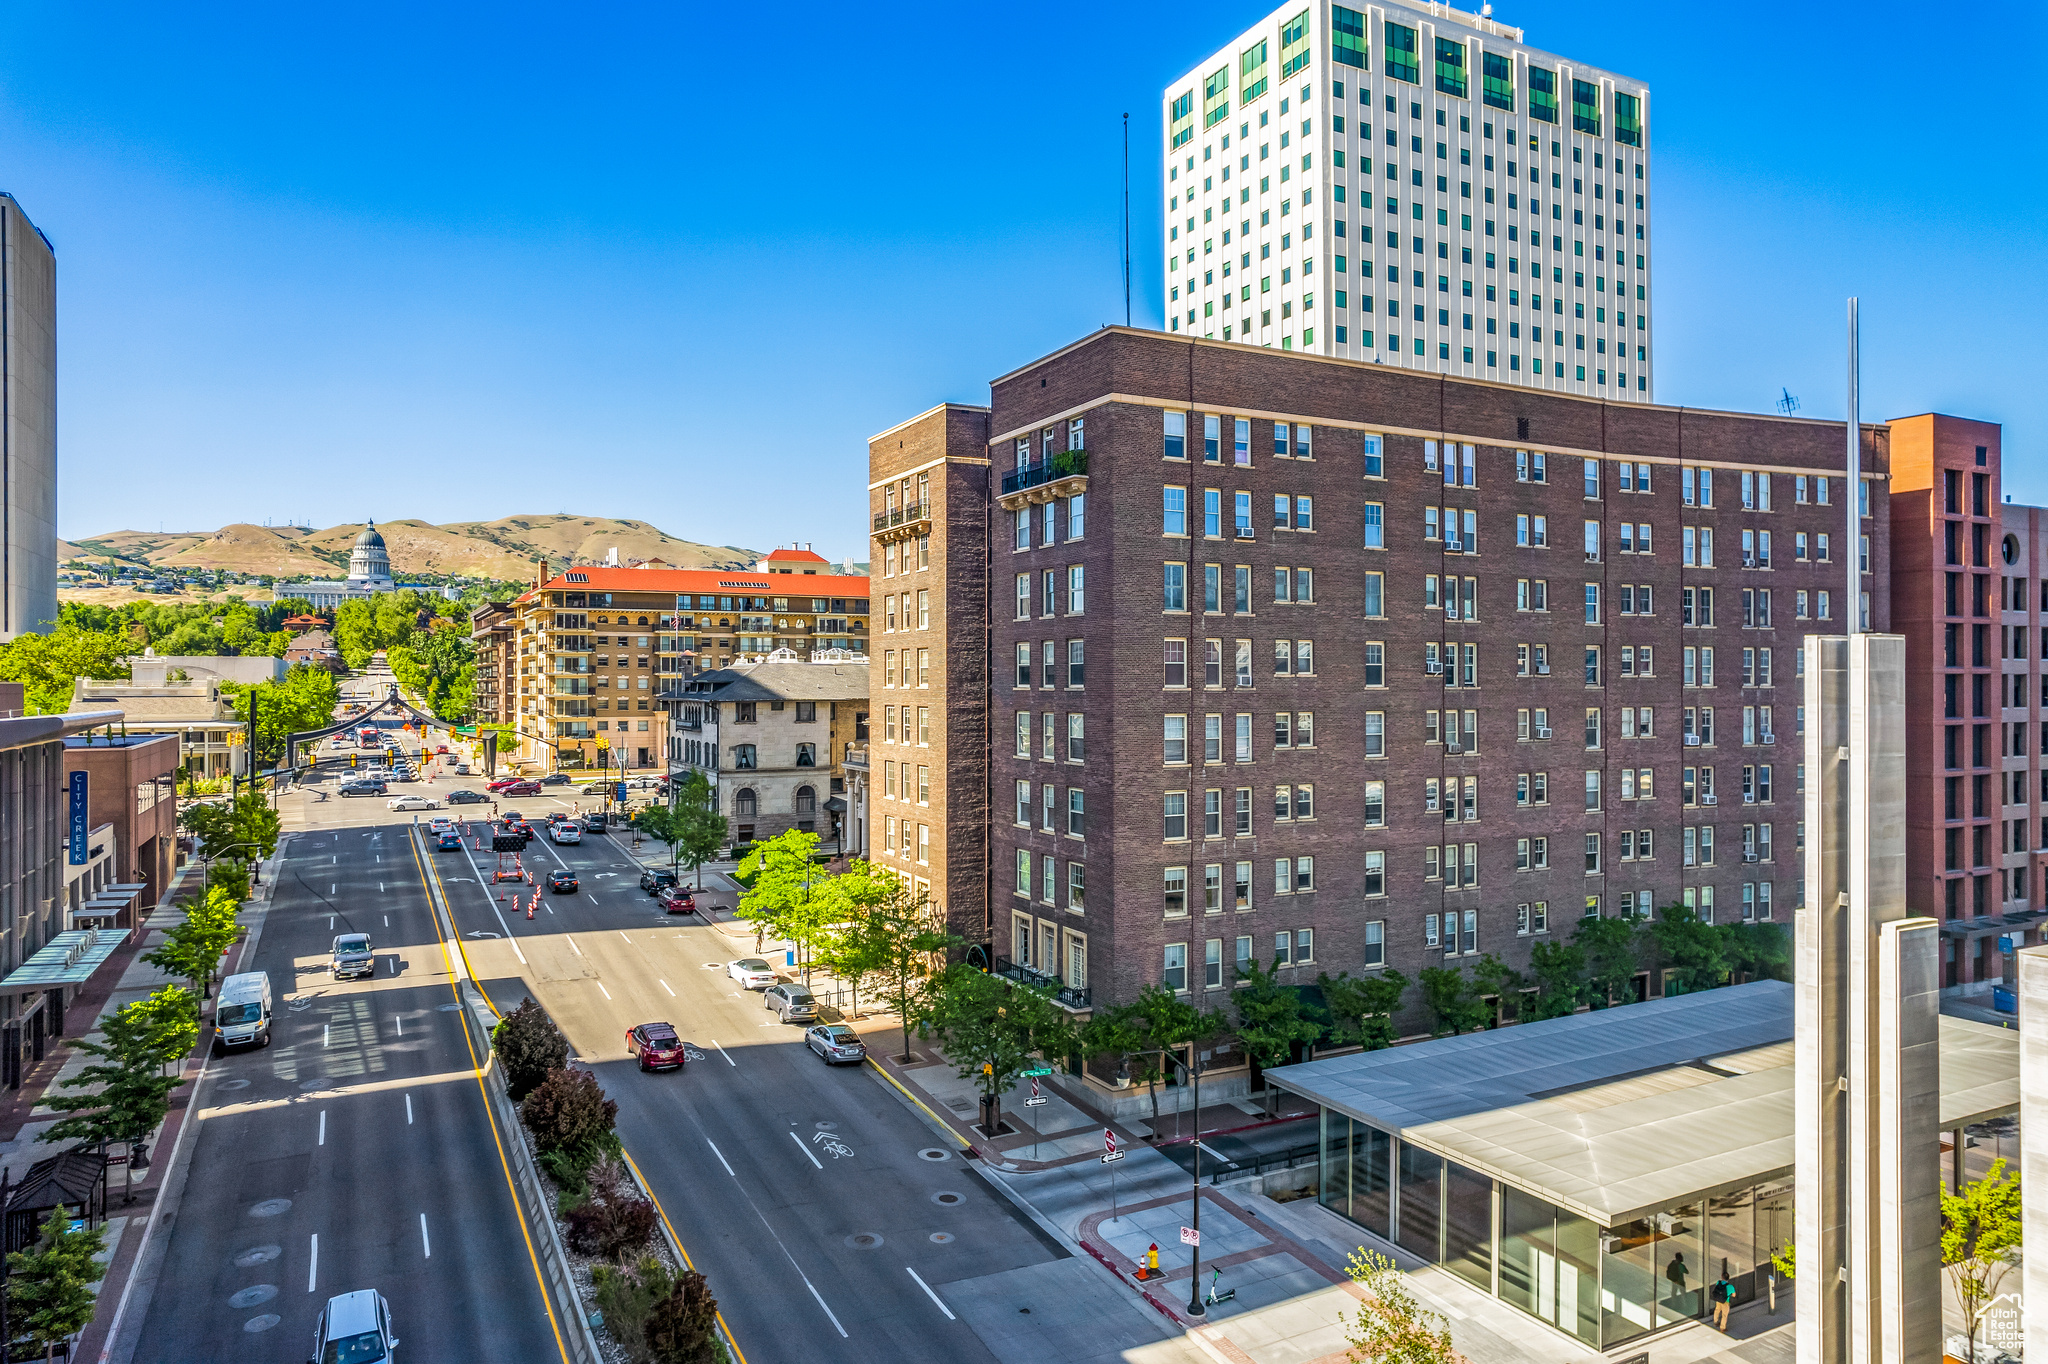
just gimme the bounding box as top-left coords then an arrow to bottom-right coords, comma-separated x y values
386,795 -> 438,811
337,780 -> 387,797
550,822 -> 582,845
445,789 -> 489,805
213,971 -> 272,1049
726,958 -> 777,990
311,1289 -> 398,1364
501,779 -> 542,796
539,772 -> 574,786
547,869 -> 579,893
764,983 -> 818,1023
805,1023 -> 867,1065
626,1022 -> 686,1071
435,830 -> 463,850
640,868 -> 678,894
582,813 -> 609,833
331,934 -> 375,981
656,885 -> 696,914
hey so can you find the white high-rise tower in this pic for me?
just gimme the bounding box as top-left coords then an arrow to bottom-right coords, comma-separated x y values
1162,0 -> 1653,400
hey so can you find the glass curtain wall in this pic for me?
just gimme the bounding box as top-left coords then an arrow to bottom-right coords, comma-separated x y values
1318,1113 -> 1393,1239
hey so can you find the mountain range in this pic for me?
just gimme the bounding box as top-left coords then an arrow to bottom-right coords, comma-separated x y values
62,514 -> 767,583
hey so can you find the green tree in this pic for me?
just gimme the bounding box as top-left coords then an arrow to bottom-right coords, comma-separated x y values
735,829 -> 826,957
1317,969 -> 1410,1050
493,997 -> 571,1101
6,1204 -> 107,1362
1573,912 -> 1645,1007
806,861 -> 931,1022
917,965 -> 1078,1136
39,988 -> 196,1203
222,664 -> 341,766
1079,985 -> 1224,1131
838,879 -> 960,1062
1721,921 -> 1792,983
1344,1248 -> 1467,1364
0,623 -> 132,713
644,1269 -> 722,1364
144,885 -> 242,998
1941,1158 -> 2023,1364
1417,965 -> 1490,1036
1524,942 -> 1588,1021
667,772 -> 727,889
1469,954 -> 1528,1026
1233,957 -> 1322,1115
1644,903 -> 1727,996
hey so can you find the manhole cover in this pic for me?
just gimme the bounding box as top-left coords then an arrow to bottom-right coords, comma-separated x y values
228,1285 -> 278,1309
929,1232 -> 954,1244
217,1079 -> 251,1091
814,1121 -> 838,1131
248,1199 -> 292,1218
844,1232 -> 883,1250
231,1245 -> 282,1269
243,1315 -> 281,1333
917,1148 -> 950,1162
931,1191 -> 964,1206
438,1003 -> 464,1012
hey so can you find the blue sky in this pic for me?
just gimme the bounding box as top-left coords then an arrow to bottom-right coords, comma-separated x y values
6,0 -> 2044,558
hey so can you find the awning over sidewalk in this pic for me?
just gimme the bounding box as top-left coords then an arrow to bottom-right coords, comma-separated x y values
0,929 -> 131,993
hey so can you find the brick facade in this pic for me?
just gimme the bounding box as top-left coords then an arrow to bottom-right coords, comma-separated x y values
897,327 -> 1891,1020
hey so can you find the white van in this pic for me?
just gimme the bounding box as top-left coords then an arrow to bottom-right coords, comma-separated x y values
214,972 -> 272,1049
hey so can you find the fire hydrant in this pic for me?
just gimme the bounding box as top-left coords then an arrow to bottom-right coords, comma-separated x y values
1137,1243 -> 1160,1280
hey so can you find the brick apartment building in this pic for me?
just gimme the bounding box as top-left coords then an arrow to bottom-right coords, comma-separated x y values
871,327 -> 1890,1025
1889,413 -> 2048,996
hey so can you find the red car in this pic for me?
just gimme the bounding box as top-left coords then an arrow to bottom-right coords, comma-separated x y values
626,1022 -> 685,1071
499,780 -> 541,796
485,777 -> 524,792
656,885 -> 697,915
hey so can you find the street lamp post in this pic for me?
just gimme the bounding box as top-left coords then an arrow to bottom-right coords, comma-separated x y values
1157,1045 -> 1209,1318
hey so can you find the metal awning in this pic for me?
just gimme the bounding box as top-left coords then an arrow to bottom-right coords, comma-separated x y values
104,883 -> 148,894
1267,980 -> 2022,1227
0,930 -> 130,992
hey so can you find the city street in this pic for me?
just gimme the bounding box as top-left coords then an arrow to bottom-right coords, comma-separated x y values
123,808 -> 565,1361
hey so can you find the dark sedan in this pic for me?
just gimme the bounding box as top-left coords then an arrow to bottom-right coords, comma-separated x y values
445,789 -> 489,805
547,869 -> 579,893
539,773 -> 574,786
337,779 -> 387,797
626,1022 -> 685,1072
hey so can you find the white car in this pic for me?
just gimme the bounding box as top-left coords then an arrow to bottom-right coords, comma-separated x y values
550,823 -> 583,845
386,794 -> 438,811
311,1289 -> 398,1363
727,958 -> 777,990
427,817 -> 454,834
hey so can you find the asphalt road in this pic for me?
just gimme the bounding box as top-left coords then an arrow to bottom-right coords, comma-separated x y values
125,816 -> 566,1363
420,805 -> 1072,1364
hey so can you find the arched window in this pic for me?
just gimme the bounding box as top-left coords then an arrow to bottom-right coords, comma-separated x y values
735,788 -> 757,817
795,743 -> 816,767
795,786 -> 816,815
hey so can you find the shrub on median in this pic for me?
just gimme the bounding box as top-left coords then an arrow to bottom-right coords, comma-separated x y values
520,1065 -> 616,1161
564,1157 -> 656,1259
646,1269 -> 724,1364
493,996 -> 569,1101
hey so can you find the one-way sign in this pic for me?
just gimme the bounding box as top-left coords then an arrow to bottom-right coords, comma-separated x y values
1099,1150 -> 1126,1164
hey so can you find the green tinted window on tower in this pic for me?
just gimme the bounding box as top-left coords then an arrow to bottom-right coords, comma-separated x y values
1433,37 -> 1467,98
1241,39 -> 1270,105
1281,10 -> 1311,79
1384,22 -> 1418,84
1572,78 -> 1601,134
1204,65 -> 1231,128
1171,89 -> 1195,149
1482,52 -> 1514,111
1332,6 -> 1366,69
1528,65 -> 1558,123
1614,91 -> 1642,146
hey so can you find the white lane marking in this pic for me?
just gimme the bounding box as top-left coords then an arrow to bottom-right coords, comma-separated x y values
707,1140 -> 735,1178
328,913 -> 335,927
789,1130 -> 823,1170
379,881 -> 384,892
420,1213 -> 431,1258
323,1024 -> 330,1047
805,1278 -> 848,1338
907,1267 -> 955,1320
389,956 -> 397,975
394,1016 -> 402,1036
659,980 -> 674,997
307,1234 -> 318,1292
383,915 -> 389,927
596,982 -> 611,1000
405,1093 -> 413,1125
567,938 -> 582,957
619,932 -> 631,944
587,893 -> 597,905
711,1040 -> 736,1067
333,855 -> 337,865
318,1110 -> 326,1145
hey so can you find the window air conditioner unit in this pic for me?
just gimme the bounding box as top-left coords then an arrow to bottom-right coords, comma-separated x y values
1762,732 -> 1776,744
1685,734 -> 1701,746
1235,527 -> 1257,540
1535,726 -> 1552,740
1704,794 -> 1718,805
1744,852 -> 1759,863
1537,664 -> 1550,675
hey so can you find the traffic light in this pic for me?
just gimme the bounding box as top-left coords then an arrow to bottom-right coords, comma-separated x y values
350,754 -> 357,769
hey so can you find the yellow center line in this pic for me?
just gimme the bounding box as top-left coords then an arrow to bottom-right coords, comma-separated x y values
408,830 -> 568,1364
620,1147 -> 750,1364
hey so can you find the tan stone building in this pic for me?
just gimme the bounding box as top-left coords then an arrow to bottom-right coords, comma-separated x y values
663,661 -> 867,850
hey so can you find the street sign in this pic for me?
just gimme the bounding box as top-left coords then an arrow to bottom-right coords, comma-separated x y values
1021,1067 -> 1054,1077
1180,1226 -> 1201,1247
1099,1150 -> 1125,1164
1023,1097 -> 1048,1107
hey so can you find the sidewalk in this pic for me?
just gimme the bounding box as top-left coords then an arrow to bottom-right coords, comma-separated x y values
868,1034 -> 1796,1364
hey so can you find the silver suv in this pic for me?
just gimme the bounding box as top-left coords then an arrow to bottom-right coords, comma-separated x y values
331,933 -> 375,981
763,983 -> 818,1023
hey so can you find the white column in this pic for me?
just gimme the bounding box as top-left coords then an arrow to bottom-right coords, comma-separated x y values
2020,944 -> 2048,1359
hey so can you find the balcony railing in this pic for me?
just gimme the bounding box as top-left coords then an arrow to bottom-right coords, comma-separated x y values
993,955 -> 1090,1010
873,501 -> 932,532
1001,450 -> 1088,496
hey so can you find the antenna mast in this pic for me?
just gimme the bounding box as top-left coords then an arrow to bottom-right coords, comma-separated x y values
1122,113 -> 1132,327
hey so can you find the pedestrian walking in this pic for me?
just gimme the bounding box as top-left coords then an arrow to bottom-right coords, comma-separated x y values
1711,1275 -> 1734,1330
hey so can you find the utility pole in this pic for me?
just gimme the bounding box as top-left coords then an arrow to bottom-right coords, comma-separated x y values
1845,297 -> 1861,634
1185,1046 -> 1205,1318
